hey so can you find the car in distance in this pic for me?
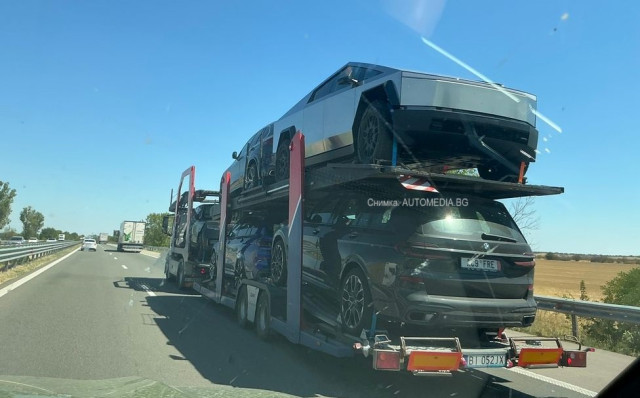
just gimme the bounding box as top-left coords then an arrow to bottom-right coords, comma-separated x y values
264,62 -> 538,183
27,237 -> 38,243
81,238 -> 97,251
8,236 -> 26,245
271,186 -> 536,336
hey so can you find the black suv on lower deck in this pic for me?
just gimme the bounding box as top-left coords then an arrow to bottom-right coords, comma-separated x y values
271,186 -> 537,336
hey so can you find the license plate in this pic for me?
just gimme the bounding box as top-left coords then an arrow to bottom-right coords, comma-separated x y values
461,257 -> 499,272
464,354 -> 506,368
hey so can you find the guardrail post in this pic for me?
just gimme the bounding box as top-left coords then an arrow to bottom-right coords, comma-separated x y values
571,314 -> 579,339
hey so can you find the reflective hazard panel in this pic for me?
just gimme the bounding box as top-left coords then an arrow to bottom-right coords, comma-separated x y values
398,175 -> 439,192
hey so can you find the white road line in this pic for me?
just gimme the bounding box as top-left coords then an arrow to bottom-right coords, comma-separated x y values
0,250 -> 77,299
139,284 -> 156,297
113,257 -> 118,260
121,264 -> 128,270
508,367 -> 597,397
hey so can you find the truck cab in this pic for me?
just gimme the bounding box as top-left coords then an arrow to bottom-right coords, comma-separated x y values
163,166 -> 221,289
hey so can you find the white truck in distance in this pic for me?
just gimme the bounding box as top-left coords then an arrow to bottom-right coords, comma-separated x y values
98,233 -> 109,244
58,234 -> 65,241
117,221 -> 146,252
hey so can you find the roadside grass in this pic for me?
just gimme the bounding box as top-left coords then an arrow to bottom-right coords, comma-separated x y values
0,244 -> 80,285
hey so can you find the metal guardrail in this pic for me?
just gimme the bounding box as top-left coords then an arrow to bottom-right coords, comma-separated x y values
534,295 -> 640,338
535,295 -> 640,324
0,241 -> 79,272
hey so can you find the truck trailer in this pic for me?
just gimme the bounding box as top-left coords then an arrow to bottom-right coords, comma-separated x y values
117,221 -> 146,252
187,132 -> 591,374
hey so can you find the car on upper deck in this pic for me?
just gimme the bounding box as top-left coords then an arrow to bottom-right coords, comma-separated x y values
224,62 -> 539,192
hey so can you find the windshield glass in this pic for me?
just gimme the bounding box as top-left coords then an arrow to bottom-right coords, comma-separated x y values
0,1 -> 637,397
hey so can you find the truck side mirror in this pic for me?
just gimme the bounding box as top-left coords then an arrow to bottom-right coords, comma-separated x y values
162,215 -> 173,236
232,151 -> 238,160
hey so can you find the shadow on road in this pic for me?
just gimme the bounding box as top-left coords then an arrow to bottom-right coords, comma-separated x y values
113,277 -> 199,296
141,293 -> 539,398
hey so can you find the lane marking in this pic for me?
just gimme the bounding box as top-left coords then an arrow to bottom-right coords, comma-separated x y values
121,264 -> 128,270
140,284 -> 156,297
0,250 -> 77,299
113,257 -> 118,260
508,366 -> 597,397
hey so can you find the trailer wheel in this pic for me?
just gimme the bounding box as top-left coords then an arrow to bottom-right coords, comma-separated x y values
177,260 -> 187,290
164,260 -> 173,281
236,286 -> 249,329
356,101 -> 392,164
256,292 -> 271,340
275,138 -> 290,182
270,238 -> 287,286
340,268 -> 373,336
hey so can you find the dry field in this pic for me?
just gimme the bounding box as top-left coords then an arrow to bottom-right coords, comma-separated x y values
533,259 -> 638,300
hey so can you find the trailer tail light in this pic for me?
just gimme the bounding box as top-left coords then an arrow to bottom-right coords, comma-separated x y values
373,350 -> 401,371
560,350 -> 588,367
406,351 -> 462,372
518,348 -> 562,367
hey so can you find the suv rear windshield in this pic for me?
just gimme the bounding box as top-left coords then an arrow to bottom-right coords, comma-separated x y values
84,239 -> 96,243
355,194 -> 526,243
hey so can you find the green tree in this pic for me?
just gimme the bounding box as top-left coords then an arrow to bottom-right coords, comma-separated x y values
0,181 -> 17,230
39,227 -> 62,240
19,206 -> 45,239
144,212 -> 170,247
585,268 -> 640,355
446,168 -> 479,177
0,226 -> 19,239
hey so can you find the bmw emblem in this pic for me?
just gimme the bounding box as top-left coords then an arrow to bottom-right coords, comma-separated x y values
483,243 -> 490,251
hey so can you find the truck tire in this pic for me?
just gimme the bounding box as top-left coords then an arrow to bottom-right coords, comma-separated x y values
117,244 -> 122,252
340,267 -> 373,336
356,101 -> 392,165
255,292 -> 271,340
270,238 -> 287,286
236,286 -> 249,329
164,261 -> 173,281
177,260 -> 187,290
275,138 -> 290,182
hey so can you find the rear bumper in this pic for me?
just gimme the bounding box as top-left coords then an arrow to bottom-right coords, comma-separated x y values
390,107 -> 538,168
383,293 -> 537,328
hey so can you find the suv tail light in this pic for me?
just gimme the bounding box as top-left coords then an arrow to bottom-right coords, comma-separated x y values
395,243 -> 448,259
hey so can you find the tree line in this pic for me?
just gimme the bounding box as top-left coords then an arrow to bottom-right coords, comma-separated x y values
0,180 -> 81,240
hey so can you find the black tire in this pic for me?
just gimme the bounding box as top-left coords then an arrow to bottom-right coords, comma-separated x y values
356,101 -> 392,164
245,161 -> 259,190
270,238 -> 287,286
255,292 -> 271,340
177,261 -> 187,290
117,244 -> 122,252
340,268 -> 373,336
275,138 -> 290,182
209,250 -> 218,280
164,260 -> 173,281
236,286 -> 250,328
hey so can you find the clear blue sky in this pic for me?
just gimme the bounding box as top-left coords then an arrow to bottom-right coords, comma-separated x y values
1,1 -> 638,255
